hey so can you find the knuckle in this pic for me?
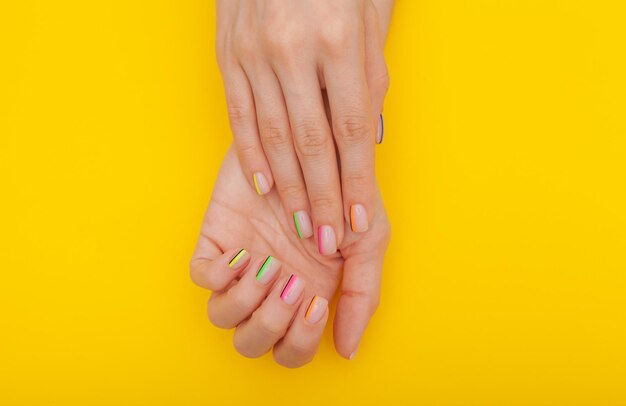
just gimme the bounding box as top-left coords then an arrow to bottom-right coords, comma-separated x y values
344,171 -> 370,190
227,288 -> 254,314
233,33 -> 257,59
294,122 -> 331,157
264,25 -> 304,59
261,123 -> 291,151
236,140 -> 257,161
207,301 -> 234,330
374,70 -> 391,94
189,258 -> 200,284
278,182 -> 306,203
311,194 -> 337,212
367,296 -> 380,317
368,70 -> 391,94
318,19 -> 355,53
382,217 -> 392,240
256,312 -> 285,337
336,115 -> 371,146
202,272 -> 222,292
227,104 -> 252,128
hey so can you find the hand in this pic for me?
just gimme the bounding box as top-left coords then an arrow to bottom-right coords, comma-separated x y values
190,145 -> 390,367
215,0 -> 392,256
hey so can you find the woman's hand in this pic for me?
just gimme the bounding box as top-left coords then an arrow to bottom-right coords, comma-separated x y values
190,146 -> 390,367
216,0 -> 392,256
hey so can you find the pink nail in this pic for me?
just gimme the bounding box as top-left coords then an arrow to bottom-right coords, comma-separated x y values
253,172 -> 270,195
293,211 -> 313,239
350,204 -> 369,233
305,296 -> 328,324
317,225 -> 337,255
280,274 -> 304,305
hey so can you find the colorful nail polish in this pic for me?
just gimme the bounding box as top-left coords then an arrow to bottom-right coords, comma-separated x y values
317,225 -> 337,255
293,211 -> 313,239
228,249 -> 248,269
350,204 -> 369,233
256,256 -> 280,285
253,172 -> 270,195
280,274 -> 304,305
376,114 -> 384,144
305,295 -> 328,324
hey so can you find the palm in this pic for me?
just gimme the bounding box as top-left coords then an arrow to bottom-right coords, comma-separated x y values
197,146 -> 390,357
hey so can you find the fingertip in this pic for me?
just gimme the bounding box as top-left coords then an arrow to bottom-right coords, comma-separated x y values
333,295 -> 377,360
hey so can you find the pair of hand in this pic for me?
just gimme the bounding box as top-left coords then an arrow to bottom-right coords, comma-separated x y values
190,0 -> 393,367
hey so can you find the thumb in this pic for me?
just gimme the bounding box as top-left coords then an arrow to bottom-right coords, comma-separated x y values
333,248 -> 386,360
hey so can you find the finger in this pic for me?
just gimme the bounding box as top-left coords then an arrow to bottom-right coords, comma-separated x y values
333,252 -> 384,360
273,295 -> 329,368
233,274 -> 305,358
243,65 -> 314,239
276,68 -> 344,254
221,62 -> 274,195
365,0 -> 390,141
207,255 -> 282,329
189,247 -> 251,291
324,45 -> 376,234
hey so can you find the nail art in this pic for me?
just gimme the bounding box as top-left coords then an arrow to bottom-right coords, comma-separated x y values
253,173 -> 262,195
293,213 -> 303,238
376,113 -> 384,144
280,274 -> 304,305
305,295 -> 328,324
228,249 -> 247,268
350,204 -> 369,233
317,225 -> 337,255
256,256 -> 273,281
280,275 -> 296,300
253,172 -> 270,195
293,211 -> 313,239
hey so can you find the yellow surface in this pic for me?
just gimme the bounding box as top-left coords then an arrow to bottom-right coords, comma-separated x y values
1,1 -> 625,404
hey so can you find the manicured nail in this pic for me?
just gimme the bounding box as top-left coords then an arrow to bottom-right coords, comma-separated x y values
349,351 -> 358,360
255,256 -> 280,285
280,274 -> 304,305
228,249 -> 249,270
350,204 -> 369,233
317,225 -> 337,255
293,211 -> 313,239
253,172 -> 270,195
376,114 -> 384,144
305,295 -> 328,324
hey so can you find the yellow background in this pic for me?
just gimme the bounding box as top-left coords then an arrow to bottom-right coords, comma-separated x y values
1,1 -> 625,404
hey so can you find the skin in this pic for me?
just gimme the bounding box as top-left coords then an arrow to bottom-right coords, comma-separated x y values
190,146 -> 390,367
216,0 -> 393,254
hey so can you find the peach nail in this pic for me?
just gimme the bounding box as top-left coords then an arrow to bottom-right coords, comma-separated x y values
305,296 -> 328,324
350,204 -> 369,233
